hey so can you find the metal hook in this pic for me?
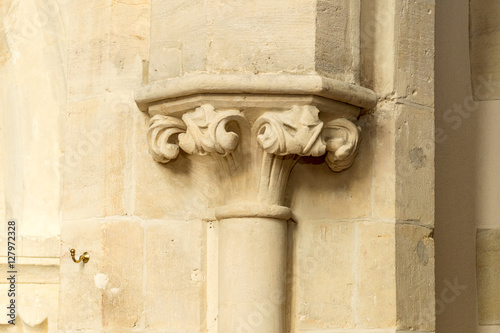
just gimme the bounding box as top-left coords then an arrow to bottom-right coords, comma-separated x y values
70,249 -> 90,264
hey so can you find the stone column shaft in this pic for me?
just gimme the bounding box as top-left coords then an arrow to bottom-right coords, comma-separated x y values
218,217 -> 287,333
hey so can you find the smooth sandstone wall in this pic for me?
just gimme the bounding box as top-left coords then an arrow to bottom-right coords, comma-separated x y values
148,0 -> 360,83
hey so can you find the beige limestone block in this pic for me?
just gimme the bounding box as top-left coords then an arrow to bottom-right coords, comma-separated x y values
477,228 -> 500,325
470,0 -> 500,100
16,235 -> 61,258
360,0 -> 396,93
63,96 -> 130,220
0,235 -> 60,260
292,220 -> 355,330
64,0 -> 150,218
59,219 -> 105,331
394,0 -> 435,108
144,219 -> 207,331
316,0 -> 360,83
149,0 -> 207,80
58,220 -> 105,331
205,0 -> 316,75
108,0 -> 150,91
65,0 -> 147,93
396,224 -> 435,331
101,221 -> 144,329
149,0 -> 361,82
59,219 -> 144,331
395,104 -> 434,227
356,221 -> 396,328
66,1 -> 113,100
477,327 -> 500,333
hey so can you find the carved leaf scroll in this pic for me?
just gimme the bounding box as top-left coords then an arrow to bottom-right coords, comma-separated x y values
322,118 -> 361,172
254,105 -> 361,172
148,103 -> 361,172
179,104 -> 243,156
254,105 -> 326,156
147,115 -> 186,163
147,104 -> 244,163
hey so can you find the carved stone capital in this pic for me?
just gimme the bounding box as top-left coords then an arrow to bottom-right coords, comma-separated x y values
136,74 -> 374,209
148,103 -> 361,172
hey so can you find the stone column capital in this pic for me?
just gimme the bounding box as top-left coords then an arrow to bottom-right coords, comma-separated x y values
136,73 -> 375,209
147,103 -> 362,173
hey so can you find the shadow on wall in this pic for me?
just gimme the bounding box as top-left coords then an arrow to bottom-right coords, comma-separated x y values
435,0 -> 488,332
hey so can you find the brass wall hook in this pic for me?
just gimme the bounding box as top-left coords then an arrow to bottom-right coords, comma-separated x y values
70,249 -> 90,264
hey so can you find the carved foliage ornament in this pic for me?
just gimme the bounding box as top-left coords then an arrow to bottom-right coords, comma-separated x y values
148,104 -> 244,163
147,104 -> 361,172
255,105 -> 326,156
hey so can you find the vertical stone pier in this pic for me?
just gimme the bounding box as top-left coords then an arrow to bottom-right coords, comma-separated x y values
137,87 -> 373,332
138,3 -> 374,331
132,0 -> 435,332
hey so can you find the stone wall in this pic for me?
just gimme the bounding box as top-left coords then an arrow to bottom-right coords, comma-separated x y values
1,0 -> 438,332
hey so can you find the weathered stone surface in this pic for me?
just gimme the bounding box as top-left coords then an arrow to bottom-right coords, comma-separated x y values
0,257 -> 59,284
394,0 -> 435,108
395,104 -> 434,227
149,0 -> 360,82
101,221 -> 144,329
144,219 -> 207,331
360,0 -> 396,94
470,0 -> 500,100
316,0 -> 360,83
357,222 -> 396,328
477,228 -> 500,325
59,219 -> 105,331
149,0 -> 207,80
63,96 -> 130,220
59,219 -> 145,331
368,106 -> 396,220
292,220 -> 355,330
396,224 -> 435,331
